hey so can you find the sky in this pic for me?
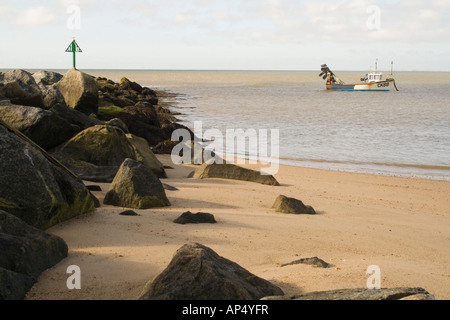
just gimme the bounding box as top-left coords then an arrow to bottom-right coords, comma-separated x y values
1,0 -> 449,71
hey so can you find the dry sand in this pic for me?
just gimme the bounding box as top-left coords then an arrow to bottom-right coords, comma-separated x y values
25,155 -> 450,300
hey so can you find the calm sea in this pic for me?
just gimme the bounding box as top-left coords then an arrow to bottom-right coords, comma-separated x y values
68,69 -> 450,181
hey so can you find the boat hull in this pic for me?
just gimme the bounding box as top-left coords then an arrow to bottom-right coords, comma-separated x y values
327,81 -> 391,91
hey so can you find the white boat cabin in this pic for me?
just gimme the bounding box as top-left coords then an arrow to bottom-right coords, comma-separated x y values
363,72 -> 383,83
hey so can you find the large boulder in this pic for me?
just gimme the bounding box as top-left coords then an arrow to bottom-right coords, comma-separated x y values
262,287 -> 434,300
57,69 -> 99,115
0,210 -> 68,300
100,103 -> 167,146
272,195 -> 316,215
139,242 -> 284,300
126,133 -> 167,178
0,102 -> 80,150
50,124 -> 166,181
50,103 -> 101,130
0,69 -> 44,108
193,163 -> 280,186
103,158 -> 170,209
0,123 -> 95,229
32,70 -> 63,86
32,70 -> 65,109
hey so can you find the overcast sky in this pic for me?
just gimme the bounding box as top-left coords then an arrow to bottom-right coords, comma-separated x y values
1,0 -> 449,71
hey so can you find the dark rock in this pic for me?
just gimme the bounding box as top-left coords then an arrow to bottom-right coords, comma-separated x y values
51,124 -> 166,181
139,242 -> 284,300
59,159 -> 119,183
162,183 -> 178,191
0,69 -> 44,108
119,77 -> 143,93
281,257 -> 330,268
119,210 -> 139,216
173,211 -> 216,224
262,287 -> 434,300
103,158 -> 170,209
152,140 -> 179,154
90,192 -> 100,208
0,267 -> 35,300
0,102 -> 80,150
57,69 -> 99,115
272,195 -> 316,215
86,185 -> 102,191
50,103 -> 102,130
0,210 -> 68,299
105,118 -> 129,133
100,110 -> 168,147
51,124 -> 136,166
0,123 -> 95,230
193,163 -> 279,186
125,103 -> 161,129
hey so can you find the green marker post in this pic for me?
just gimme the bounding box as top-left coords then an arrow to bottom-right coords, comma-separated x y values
65,39 -> 82,69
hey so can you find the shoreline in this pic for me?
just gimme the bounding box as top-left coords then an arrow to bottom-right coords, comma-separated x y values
25,154 -> 450,300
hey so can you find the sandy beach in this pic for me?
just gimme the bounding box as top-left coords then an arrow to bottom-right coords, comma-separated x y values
25,155 -> 450,300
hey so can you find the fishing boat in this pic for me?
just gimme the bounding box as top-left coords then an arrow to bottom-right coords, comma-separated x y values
319,60 -> 399,91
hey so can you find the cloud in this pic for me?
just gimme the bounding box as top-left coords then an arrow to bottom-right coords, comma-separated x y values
16,6 -> 57,26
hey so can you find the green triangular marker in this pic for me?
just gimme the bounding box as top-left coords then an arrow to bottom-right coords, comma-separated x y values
65,38 -> 82,69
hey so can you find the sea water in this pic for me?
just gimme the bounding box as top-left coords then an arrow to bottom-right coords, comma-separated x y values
86,70 -> 450,181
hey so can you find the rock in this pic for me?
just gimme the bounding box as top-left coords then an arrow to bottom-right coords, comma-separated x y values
126,133 -> 167,179
86,185 -> 102,191
58,159 -> 119,183
50,124 -> 166,182
399,293 -> 435,300
119,77 -> 143,93
162,183 -> 178,191
57,69 -> 99,115
119,210 -> 139,216
32,70 -> 63,86
281,257 -> 330,268
103,158 -> 170,209
139,242 -> 284,300
105,118 -> 129,133
262,287 -> 433,300
0,69 -> 44,108
0,102 -> 80,150
0,123 -> 95,229
152,139 -> 179,154
51,124 -> 135,165
173,211 -> 216,224
272,195 -> 316,215
0,267 -> 35,301
50,103 -> 102,130
193,163 -> 280,186
40,84 -> 66,109
32,71 -> 65,109
0,210 -> 68,300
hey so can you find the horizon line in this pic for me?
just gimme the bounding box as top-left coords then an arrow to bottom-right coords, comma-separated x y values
1,67 -> 449,73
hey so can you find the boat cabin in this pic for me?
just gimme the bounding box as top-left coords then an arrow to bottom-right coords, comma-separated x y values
364,72 -> 383,83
